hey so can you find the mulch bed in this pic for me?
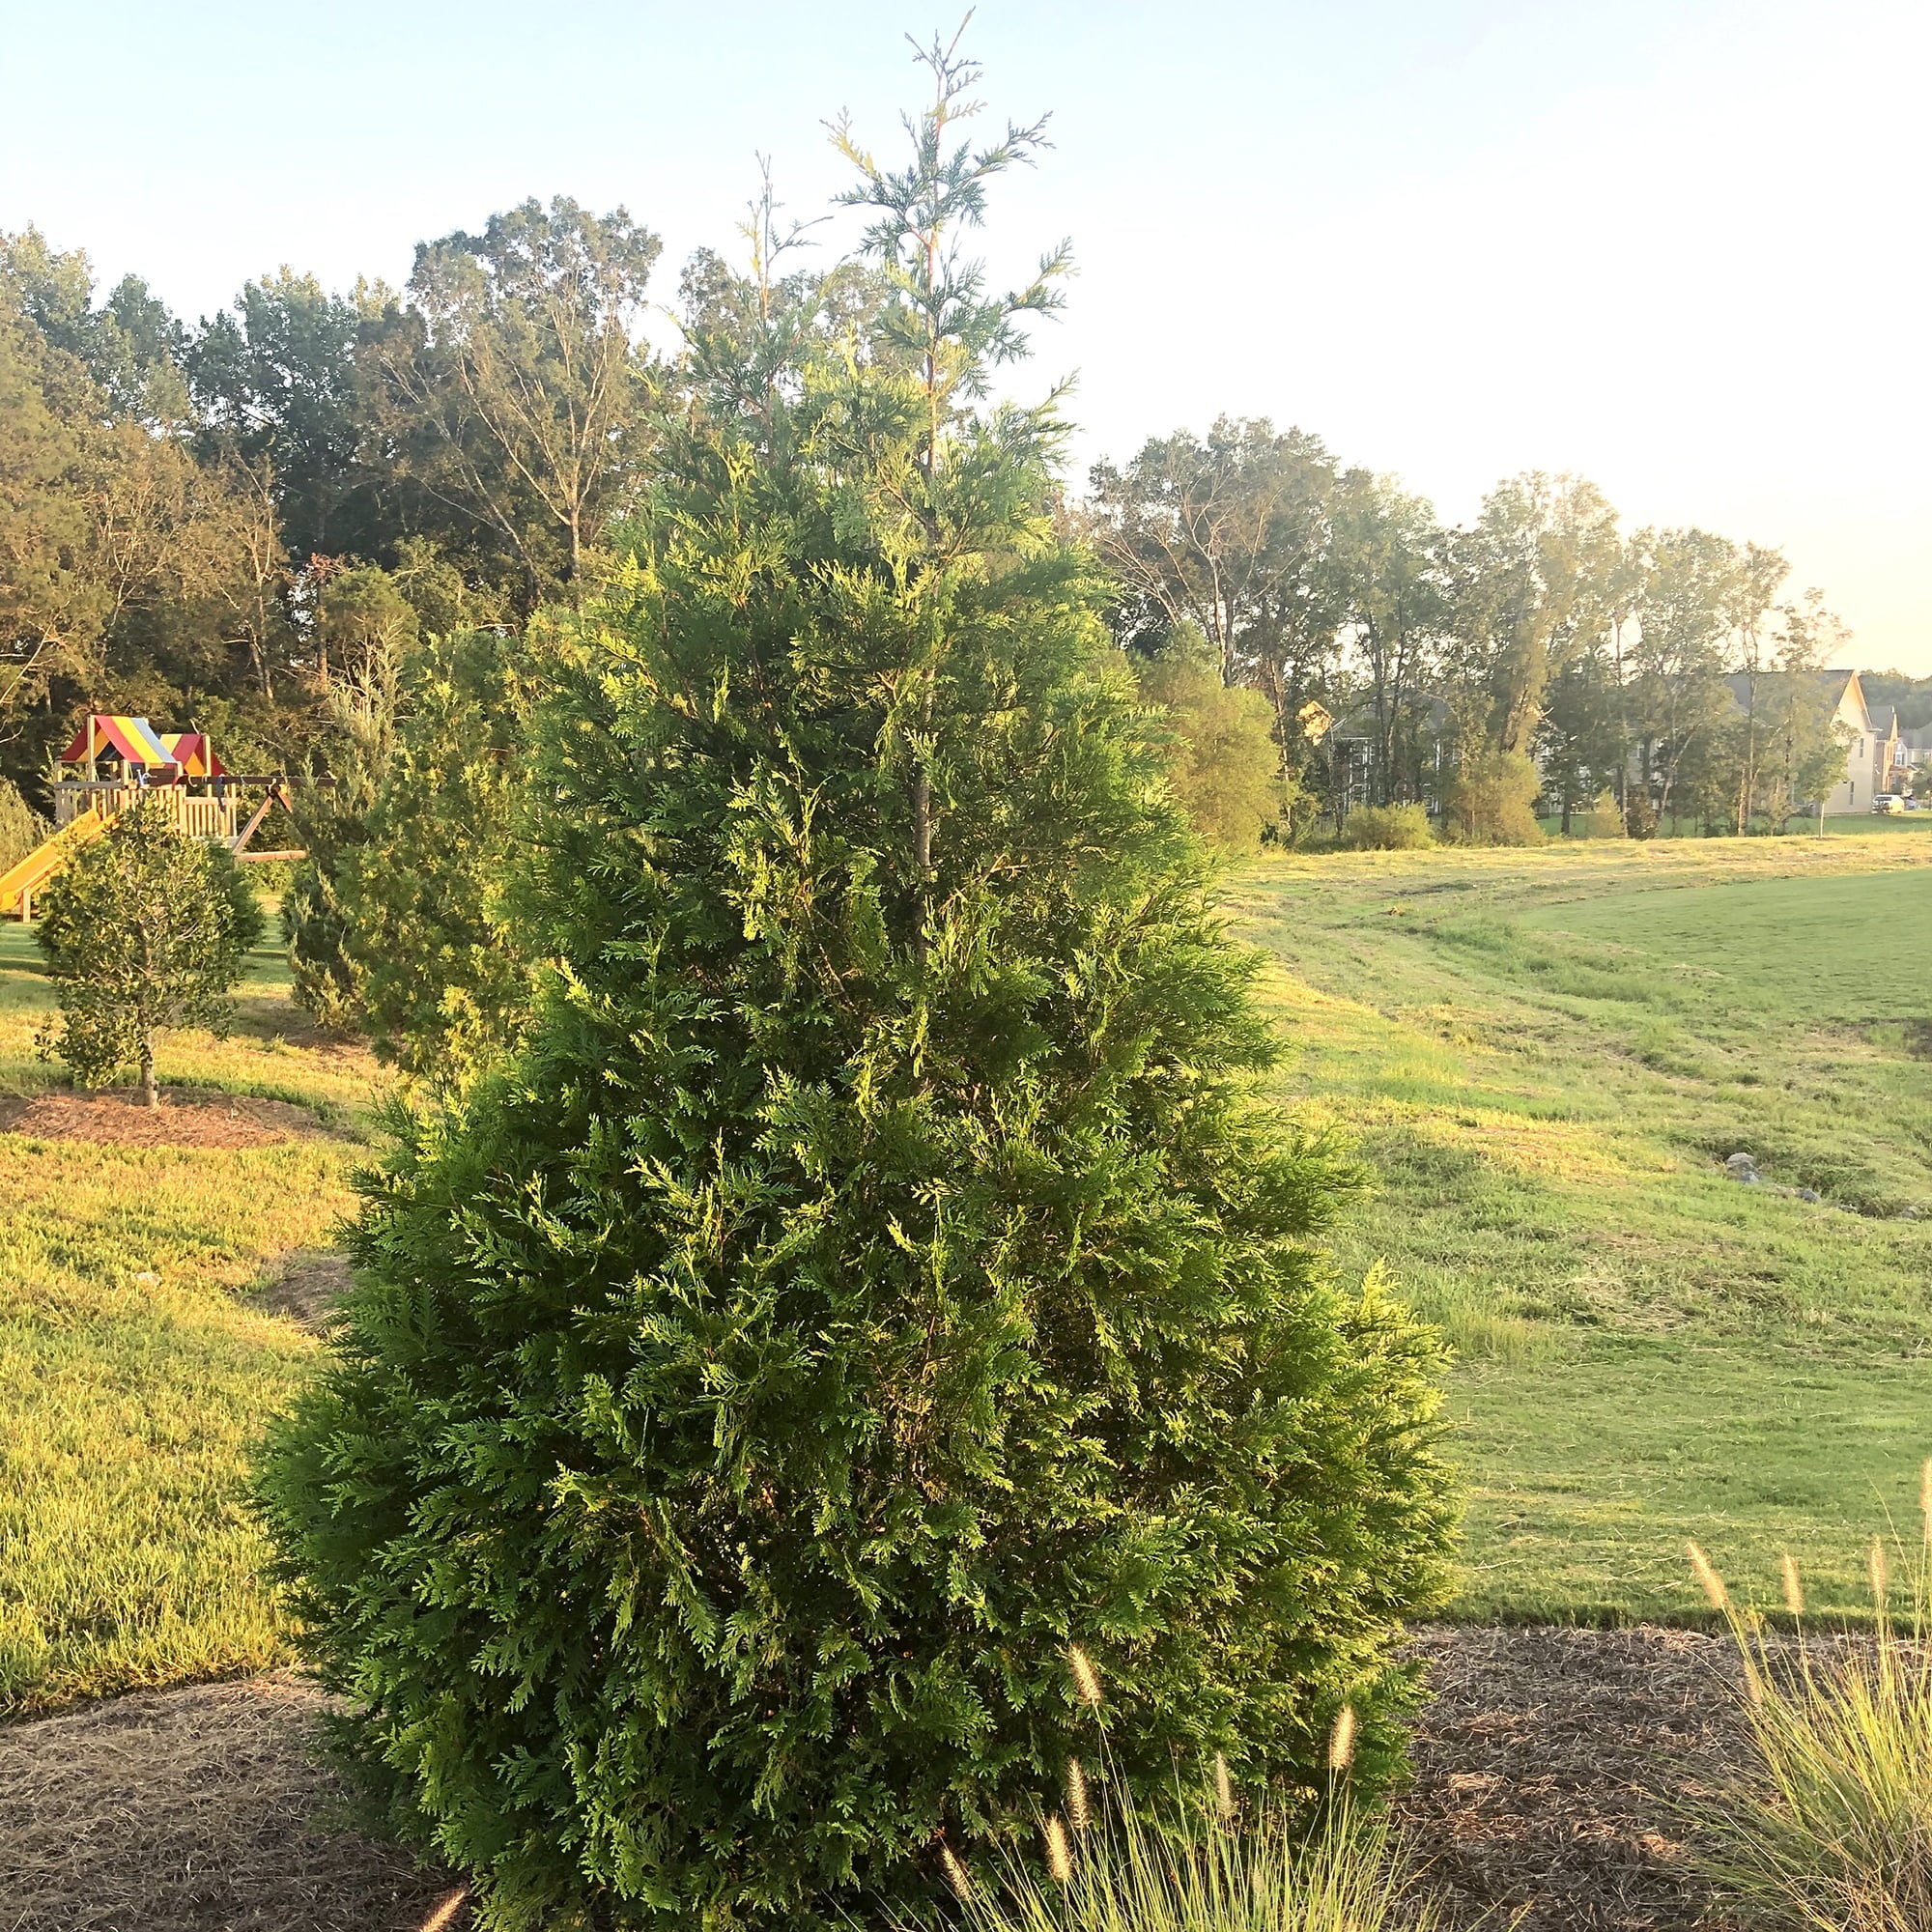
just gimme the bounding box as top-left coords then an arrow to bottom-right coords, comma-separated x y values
0,1675 -> 462,1932
0,1627 -> 1769,1931
0,1087 -> 328,1151
1400,1624 -> 1749,1930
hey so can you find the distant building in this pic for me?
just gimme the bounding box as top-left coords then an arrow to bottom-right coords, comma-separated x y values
1328,694 -> 1450,811
1721,668 -> 1900,813
1897,723 -> 1932,776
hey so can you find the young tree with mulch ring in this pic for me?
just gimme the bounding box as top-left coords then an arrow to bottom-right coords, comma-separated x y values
36,802 -> 265,1106
258,41 -> 1457,1932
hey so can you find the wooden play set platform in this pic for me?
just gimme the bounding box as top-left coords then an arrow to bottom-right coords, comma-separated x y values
1,715 -> 301,920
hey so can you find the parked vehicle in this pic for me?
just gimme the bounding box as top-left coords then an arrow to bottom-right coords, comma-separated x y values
1871,793 -> 1906,813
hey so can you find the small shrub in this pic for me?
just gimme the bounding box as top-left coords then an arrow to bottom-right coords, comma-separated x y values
1138,646 -> 1286,853
1685,1494 -> 1932,1932
1576,790 -> 1627,839
1338,805 -> 1434,852
35,803 -> 265,1104
1442,749 -> 1543,846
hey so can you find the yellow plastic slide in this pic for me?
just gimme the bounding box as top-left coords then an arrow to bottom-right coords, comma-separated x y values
0,810 -> 107,919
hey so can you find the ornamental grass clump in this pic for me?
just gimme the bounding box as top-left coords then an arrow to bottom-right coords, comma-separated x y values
258,39 -> 1455,1932
941,1801 -> 1434,1932
1686,1478 -> 1932,1932
926,1681 -> 1435,1932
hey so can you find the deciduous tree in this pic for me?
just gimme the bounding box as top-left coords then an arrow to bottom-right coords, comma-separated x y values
35,805 -> 264,1105
359,198 -> 664,607
1089,417 -> 1343,737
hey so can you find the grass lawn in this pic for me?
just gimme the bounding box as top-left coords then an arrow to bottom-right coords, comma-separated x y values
0,918 -> 380,1717
7,827 -> 1932,1718
1231,834 -> 1932,1625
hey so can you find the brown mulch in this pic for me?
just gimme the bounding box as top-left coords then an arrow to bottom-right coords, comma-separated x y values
1401,1624 -> 1750,1930
0,1674 -> 462,1932
0,1086 -> 328,1150
0,1628 -> 1776,1930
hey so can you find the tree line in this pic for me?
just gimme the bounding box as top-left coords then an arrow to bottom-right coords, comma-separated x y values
0,190 -> 1861,900
1086,423 -> 1859,844
0,199 -> 661,785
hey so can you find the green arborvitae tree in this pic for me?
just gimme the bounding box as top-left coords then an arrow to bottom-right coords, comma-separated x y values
259,43 -> 1455,1932
284,639 -> 400,1027
35,804 -> 264,1104
285,616 -> 527,1082
334,624 -> 531,1086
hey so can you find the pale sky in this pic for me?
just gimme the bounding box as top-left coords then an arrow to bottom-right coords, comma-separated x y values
5,0 -> 1928,667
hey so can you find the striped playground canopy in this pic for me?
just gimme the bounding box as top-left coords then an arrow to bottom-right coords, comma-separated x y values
159,732 -> 224,778
57,716 -> 225,777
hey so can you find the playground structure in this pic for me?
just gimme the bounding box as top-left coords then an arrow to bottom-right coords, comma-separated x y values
1,715 -> 303,920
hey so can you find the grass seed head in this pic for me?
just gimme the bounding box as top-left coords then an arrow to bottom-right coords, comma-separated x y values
1065,1754 -> 1090,1832
939,1843 -> 976,1902
1689,1540 -> 1730,1611
1921,1458 -> 1932,1544
1869,1535 -> 1889,1612
1067,1643 -> 1103,1707
1043,1813 -> 1073,1883
1212,1749 -> 1235,1822
420,1891 -> 469,1932
1780,1550 -> 1805,1617
1327,1702 -> 1357,1773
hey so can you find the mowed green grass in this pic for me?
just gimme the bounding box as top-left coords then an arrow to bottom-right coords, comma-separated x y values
0,918 -> 378,1716
6,831 -> 1931,1716
1230,835 -> 1932,1624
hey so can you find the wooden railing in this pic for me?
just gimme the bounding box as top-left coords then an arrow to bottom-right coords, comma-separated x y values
50,783 -> 240,840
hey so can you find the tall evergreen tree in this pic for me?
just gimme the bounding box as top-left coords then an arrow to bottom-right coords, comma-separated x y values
260,43 -> 1454,1932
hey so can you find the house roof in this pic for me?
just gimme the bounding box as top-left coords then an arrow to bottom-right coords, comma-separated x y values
1720,668 -> 1869,729
1330,693 -> 1451,742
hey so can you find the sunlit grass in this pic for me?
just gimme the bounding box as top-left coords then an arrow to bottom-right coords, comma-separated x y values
0,916 -> 381,1714
1232,835 -> 1932,1623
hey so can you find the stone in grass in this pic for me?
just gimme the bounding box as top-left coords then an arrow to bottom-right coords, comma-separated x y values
1724,1151 -> 1760,1184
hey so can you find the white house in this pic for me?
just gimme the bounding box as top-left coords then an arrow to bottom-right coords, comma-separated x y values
1723,668 -> 1901,813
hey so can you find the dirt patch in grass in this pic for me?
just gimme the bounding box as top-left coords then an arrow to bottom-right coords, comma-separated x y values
0,1087 -> 329,1150
0,1672 -> 461,1932
1401,1624 -> 1748,1930
252,1249 -> 354,1334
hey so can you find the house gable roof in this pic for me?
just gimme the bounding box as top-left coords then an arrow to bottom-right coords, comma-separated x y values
1720,668 -> 1870,731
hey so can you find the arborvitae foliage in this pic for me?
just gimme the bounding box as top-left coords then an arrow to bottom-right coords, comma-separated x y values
334,626 -> 529,1087
284,644 -> 398,1027
36,804 -> 264,1104
260,43 -> 1455,1932
285,628 -> 526,1079
0,777 -> 49,873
